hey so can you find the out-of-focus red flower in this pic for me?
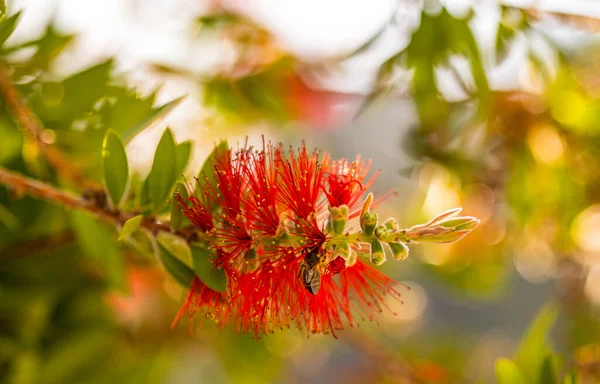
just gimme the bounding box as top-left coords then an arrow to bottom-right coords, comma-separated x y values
286,75 -> 351,129
173,140 -> 477,338
107,267 -> 166,328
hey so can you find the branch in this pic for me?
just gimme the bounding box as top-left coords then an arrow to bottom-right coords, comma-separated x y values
0,166 -> 191,240
0,231 -> 75,260
524,7 -> 600,33
0,66 -> 95,187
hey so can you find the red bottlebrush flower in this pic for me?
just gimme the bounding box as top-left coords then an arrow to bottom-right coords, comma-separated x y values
211,146 -> 245,220
340,260 -> 405,323
172,139 -> 477,339
170,276 -> 232,332
239,142 -> 281,239
276,143 -> 325,219
175,193 -> 213,232
322,155 -> 379,209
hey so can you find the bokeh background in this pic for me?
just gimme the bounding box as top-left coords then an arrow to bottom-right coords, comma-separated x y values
2,0 -> 600,383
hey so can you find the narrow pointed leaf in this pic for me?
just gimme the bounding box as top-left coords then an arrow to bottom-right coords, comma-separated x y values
562,372 -> 581,384
0,202 -> 20,232
175,140 -> 192,176
190,245 -> 227,292
157,244 -> 195,288
126,227 -> 156,260
59,60 -> 112,124
170,182 -> 189,231
156,231 -> 193,269
118,215 -> 143,241
147,128 -> 177,211
121,96 -> 185,142
70,211 -> 125,291
514,304 -> 558,383
0,11 -> 21,47
539,354 -> 558,384
102,130 -> 129,209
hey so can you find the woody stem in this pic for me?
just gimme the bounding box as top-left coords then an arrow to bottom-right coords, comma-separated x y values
0,66 -> 96,187
0,166 -> 189,238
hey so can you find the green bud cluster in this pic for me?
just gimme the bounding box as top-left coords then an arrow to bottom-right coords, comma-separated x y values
320,196 -> 478,268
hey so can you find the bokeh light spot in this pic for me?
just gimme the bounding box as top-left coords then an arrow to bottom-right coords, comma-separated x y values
585,266 -> 600,305
552,90 -> 585,126
571,205 -> 600,252
514,238 -> 556,283
526,124 -> 564,166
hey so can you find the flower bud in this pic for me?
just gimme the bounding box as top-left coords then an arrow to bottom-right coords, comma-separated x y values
374,225 -> 389,241
361,211 -> 378,236
407,227 -> 471,243
423,207 -> 462,226
383,218 -> 399,231
405,213 -> 479,244
370,239 -> 386,265
435,216 -> 479,231
388,242 -> 409,261
329,205 -> 349,235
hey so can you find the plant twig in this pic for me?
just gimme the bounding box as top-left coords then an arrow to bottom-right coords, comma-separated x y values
0,231 -> 75,260
0,66 -> 94,187
0,166 -> 191,240
524,7 -> 600,33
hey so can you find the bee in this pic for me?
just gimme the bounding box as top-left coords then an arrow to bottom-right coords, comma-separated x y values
298,248 -> 322,295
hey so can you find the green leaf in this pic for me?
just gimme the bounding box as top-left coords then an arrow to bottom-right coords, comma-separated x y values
197,13 -> 239,30
0,11 -> 21,47
496,22 -> 517,64
197,140 -> 228,205
495,358 -> 531,384
24,25 -> 74,71
120,96 -> 185,142
147,128 -> 177,211
102,130 -> 129,209
175,140 -> 191,176
58,60 -> 113,125
539,354 -> 558,384
562,372 -> 581,384
0,1 -> 6,18
157,243 -> 194,287
380,7 -> 489,128
70,211 -> 125,291
170,182 -> 189,231
0,112 -> 23,165
39,328 -> 115,384
190,244 -> 227,292
354,50 -> 404,119
156,231 -> 193,268
118,215 -> 143,241
0,202 -> 20,232
102,88 -> 155,135
514,304 -> 559,383
125,227 -> 156,260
